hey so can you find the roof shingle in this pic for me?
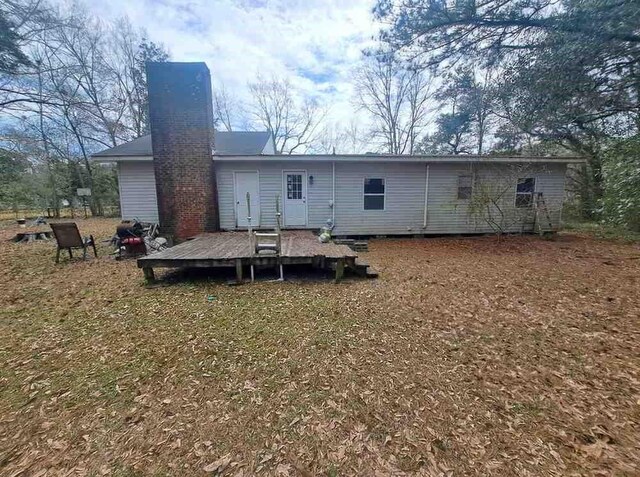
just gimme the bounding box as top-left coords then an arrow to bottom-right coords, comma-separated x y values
92,131 -> 273,157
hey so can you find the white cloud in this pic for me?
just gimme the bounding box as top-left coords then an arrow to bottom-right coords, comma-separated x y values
69,0 -> 379,126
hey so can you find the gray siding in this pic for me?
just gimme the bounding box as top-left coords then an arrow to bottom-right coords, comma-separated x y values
333,161 -> 566,235
117,161 -> 159,222
215,160 -> 567,235
215,161 -> 333,230
333,161 -> 426,235
119,158 -> 568,235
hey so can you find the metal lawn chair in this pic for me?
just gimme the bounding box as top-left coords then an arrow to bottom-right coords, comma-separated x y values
50,222 -> 97,263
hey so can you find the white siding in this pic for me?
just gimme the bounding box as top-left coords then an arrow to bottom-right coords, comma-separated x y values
333,161 -> 427,235
103,157 -> 567,235
117,161 -> 159,222
215,160 -> 568,235
215,160 -> 332,230
424,162 -> 567,234
261,136 -> 276,155
332,161 -> 567,235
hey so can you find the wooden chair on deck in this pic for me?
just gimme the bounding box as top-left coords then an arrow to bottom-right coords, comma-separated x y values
50,222 -> 97,263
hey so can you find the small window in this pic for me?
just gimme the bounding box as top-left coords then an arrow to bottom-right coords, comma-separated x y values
364,178 -> 385,210
287,174 -> 302,200
457,174 -> 473,200
516,177 -> 536,208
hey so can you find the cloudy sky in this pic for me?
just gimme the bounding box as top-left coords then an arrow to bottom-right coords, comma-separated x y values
74,0 -> 380,127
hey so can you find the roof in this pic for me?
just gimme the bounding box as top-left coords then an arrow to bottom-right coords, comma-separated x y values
214,154 -> 585,164
92,130 -> 273,158
91,134 -> 584,165
215,131 -> 272,155
93,135 -> 152,157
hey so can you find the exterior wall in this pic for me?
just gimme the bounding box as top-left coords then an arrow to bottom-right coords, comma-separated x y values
215,160 -> 567,235
117,161 -> 159,223
261,136 -> 276,155
146,62 -> 219,240
333,161 -> 567,235
215,161 -> 333,230
118,157 -> 568,235
333,161 -> 427,235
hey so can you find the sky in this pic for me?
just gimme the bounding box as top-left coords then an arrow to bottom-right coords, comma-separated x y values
70,0 -> 381,128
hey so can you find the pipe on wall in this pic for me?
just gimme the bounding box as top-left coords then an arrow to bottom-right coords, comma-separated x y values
423,164 -> 430,228
332,161 -> 336,225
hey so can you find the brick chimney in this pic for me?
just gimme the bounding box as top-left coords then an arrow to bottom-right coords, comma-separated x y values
146,62 -> 219,240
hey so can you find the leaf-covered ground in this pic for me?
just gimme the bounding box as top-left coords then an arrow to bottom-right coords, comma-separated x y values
0,219 -> 638,476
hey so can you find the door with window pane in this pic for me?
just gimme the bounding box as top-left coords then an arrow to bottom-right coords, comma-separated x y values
283,171 -> 307,227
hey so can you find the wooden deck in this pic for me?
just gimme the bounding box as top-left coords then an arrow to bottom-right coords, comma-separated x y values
137,230 -> 358,282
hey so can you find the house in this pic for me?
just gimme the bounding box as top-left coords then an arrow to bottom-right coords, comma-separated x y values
93,130 -> 275,224
92,62 -> 583,240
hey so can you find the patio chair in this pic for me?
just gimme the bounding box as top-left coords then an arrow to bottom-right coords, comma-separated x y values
50,222 -> 97,263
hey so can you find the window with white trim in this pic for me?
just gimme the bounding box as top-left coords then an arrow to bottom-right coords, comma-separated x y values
286,173 -> 302,200
457,174 -> 473,200
515,177 -> 536,208
364,178 -> 385,210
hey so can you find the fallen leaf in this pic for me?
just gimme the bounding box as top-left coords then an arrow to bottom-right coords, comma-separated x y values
204,454 -> 233,473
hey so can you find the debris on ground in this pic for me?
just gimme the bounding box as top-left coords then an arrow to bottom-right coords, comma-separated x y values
0,218 -> 638,476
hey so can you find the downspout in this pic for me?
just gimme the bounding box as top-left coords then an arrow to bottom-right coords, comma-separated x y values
331,161 -> 336,225
423,164 -> 430,228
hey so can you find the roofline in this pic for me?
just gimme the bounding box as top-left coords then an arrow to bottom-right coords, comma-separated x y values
92,153 -> 585,164
213,154 -> 586,163
92,155 -> 153,162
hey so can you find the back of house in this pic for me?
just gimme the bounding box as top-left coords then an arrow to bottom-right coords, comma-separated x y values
92,62 -> 582,239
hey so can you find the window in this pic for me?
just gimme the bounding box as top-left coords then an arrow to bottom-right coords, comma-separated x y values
457,174 -> 473,200
364,178 -> 385,210
515,177 -> 536,208
286,174 -> 302,200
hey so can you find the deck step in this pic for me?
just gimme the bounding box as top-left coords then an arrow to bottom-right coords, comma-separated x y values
334,238 -> 369,252
257,243 -> 278,249
349,258 -> 377,278
352,241 -> 369,252
365,267 -> 379,279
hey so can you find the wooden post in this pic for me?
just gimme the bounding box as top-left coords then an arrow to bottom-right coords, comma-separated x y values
247,192 -> 255,282
235,258 -> 243,283
335,258 -> 345,283
143,267 -> 155,282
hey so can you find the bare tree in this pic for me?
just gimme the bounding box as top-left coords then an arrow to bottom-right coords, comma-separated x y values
355,54 -> 432,154
106,18 -> 169,138
247,75 -> 325,154
0,0 -> 64,110
313,120 -> 368,154
212,81 -> 238,131
467,163 -> 552,236
1,2 -> 168,215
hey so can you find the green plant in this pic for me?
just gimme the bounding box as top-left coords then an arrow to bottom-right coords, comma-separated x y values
600,136 -> 640,232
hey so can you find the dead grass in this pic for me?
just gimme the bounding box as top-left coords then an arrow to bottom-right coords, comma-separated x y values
0,219 -> 638,476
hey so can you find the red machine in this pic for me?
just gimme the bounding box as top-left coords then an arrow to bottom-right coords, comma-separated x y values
114,221 -> 147,259
113,221 -> 166,259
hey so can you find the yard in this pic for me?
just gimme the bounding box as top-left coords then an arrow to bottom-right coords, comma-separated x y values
0,219 -> 638,476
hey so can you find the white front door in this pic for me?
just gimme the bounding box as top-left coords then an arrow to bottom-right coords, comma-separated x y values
283,171 -> 307,227
234,171 -> 260,227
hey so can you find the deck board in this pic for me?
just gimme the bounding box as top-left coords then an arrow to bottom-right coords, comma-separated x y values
137,230 -> 356,269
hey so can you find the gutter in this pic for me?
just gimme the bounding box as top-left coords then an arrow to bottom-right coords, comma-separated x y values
214,154 -> 586,164
91,155 -> 154,163
331,161 -> 336,225
423,164 -> 430,228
